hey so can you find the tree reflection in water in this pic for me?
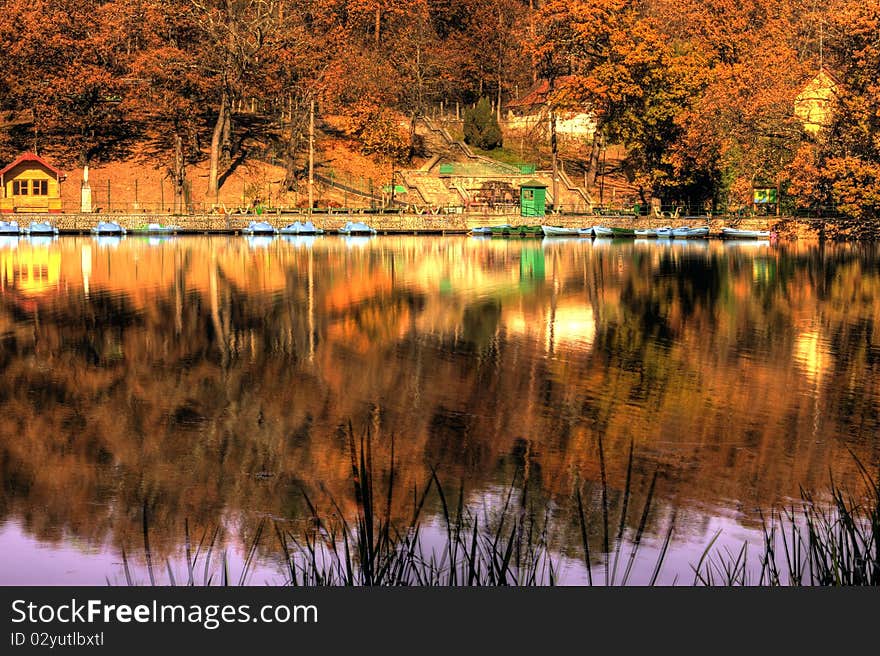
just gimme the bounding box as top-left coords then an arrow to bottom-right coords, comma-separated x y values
0,236 -> 877,582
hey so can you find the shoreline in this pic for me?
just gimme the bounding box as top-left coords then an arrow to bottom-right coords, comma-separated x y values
0,212 -> 864,239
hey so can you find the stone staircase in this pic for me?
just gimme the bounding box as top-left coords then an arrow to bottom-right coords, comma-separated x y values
393,115 -> 593,211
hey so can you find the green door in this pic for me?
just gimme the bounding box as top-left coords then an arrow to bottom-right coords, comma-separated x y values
520,185 -> 546,217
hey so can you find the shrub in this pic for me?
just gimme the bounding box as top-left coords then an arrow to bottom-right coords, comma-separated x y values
463,97 -> 503,150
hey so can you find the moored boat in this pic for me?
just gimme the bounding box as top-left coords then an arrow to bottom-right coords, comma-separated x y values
673,225 -> 710,238
141,223 -> 181,234
610,227 -> 636,237
634,228 -> 657,238
25,221 -> 59,235
280,220 -> 324,235
591,226 -> 614,237
338,221 -> 377,235
721,227 -> 771,239
656,226 -> 673,238
242,220 -> 277,235
0,220 -> 21,235
91,221 -> 126,235
541,225 -> 579,237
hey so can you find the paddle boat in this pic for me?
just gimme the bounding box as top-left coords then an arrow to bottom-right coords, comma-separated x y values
24,221 -> 59,235
591,226 -> 614,237
242,220 -> 277,235
338,221 -> 377,235
541,225 -> 580,237
91,221 -> 126,235
140,223 -> 181,234
280,220 -> 324,235
721,227 -> 771,239
0,220 -> 21,235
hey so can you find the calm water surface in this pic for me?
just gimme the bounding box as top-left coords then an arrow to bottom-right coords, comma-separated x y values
0,235 -> 878,584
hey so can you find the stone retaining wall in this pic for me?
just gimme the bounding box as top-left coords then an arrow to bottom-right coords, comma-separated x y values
6,212 -> 850,239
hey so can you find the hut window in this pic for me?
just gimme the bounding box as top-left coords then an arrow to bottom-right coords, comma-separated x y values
523,189 -> 534,200
12,180 -> 29,195
33,180 -> 48,195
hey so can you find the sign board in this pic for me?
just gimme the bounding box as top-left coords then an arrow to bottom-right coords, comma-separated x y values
753,188 -> 778,204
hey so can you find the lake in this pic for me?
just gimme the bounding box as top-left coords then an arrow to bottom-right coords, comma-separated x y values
0,234 -> 877,584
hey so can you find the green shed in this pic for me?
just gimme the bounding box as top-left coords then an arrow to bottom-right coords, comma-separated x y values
520,180 -> 547,217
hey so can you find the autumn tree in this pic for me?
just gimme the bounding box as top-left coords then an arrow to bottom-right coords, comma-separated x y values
186,0 -> 283,202
0,0 -> 133,166
788,2 -> 880,227
534,0 -> 708,205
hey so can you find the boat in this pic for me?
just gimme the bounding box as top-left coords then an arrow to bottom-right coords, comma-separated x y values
541,225 -> 580,237
591,226 -> 614,237
634,228 -> 657,238
91,221 -> 126,235
610,227 -> 636,237
721,227 -> 771,239
672,225 -> 710,238
470,224 -> 514,235
24,221 -> 59,235
139,223 -> 181,234
577,228 -> 594,237
517,225 -> 543,235
0,220 -> 21,235
338,221 -> 377,235
280,221 -> 324,235
242,220 -> 277,235
656,227 -> 673,238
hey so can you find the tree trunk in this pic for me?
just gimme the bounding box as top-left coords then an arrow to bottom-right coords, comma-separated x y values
374,6 -> 381,48
409,112 -> 417,161
529,0 -> 537,83
585,132 -> 603,190
221,104 -> 233,167
207,91 -> 230,202
173,133 -> 186,215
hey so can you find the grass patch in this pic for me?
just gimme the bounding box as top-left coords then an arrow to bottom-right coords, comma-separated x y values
118,426 -> 879,586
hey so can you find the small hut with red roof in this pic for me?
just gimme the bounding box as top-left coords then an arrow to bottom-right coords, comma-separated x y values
0,152 -> 66,214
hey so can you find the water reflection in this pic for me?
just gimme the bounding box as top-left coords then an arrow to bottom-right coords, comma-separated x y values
0,236 -> 878,583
